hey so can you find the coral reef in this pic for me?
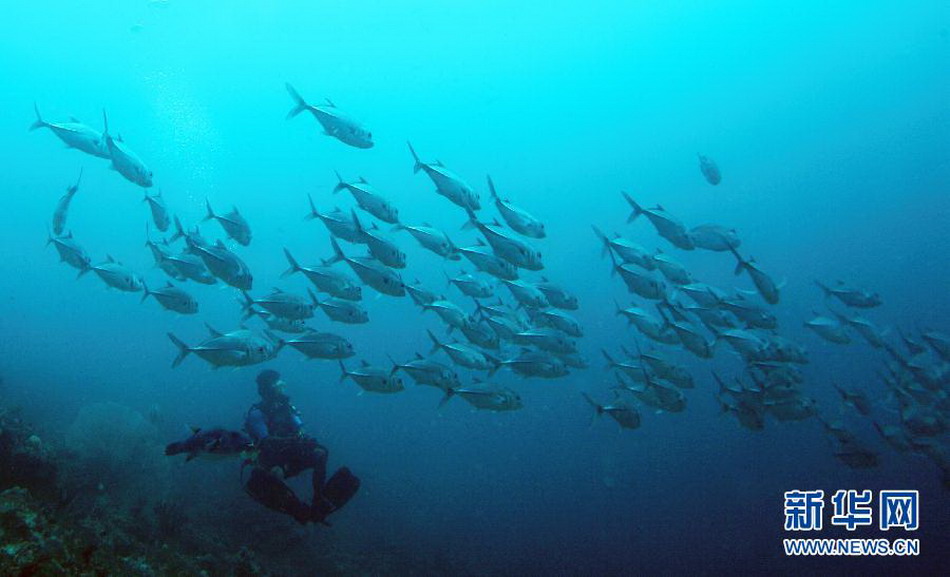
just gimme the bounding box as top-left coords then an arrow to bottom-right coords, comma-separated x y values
0,402 -> 479,576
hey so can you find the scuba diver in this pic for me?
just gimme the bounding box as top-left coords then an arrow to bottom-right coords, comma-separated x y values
243,369 -> 360,525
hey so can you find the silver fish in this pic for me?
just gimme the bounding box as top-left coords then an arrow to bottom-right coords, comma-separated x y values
102,110 -> 153,188
393,353 -> 460,390
311,291 -> 369,324
52,169 -> 82,236
92,255 -> 143,292
583,392 -> 640,430
465,209 -> 543,271
502,279 -> 549,309
393,223 -> 461,260
487,175 -> 545,238
326,237 -> 405,297
622,192 -> 693,250
427,330 -> 498,371
286,83 -> 373,149
30,104 -> 109,159
729,247 -> 780,305
191,240 -> 253,290
408,141 -> 480,211
141,281 -> 198,314
143,189 -> 170,232
333,172 -> 398,224
168,326 -> 281,369
282,248 -> 361,301
304,199 -> 362,243
592,225 -> 655,270
204,199 -> 251,246
441,384 -> 523,411
535,278 -> 579,310
286,330 -> 355,360
46,231 -> 91,275
689,224 -> 739,252
815,281 -> 881,309
352,210 -> 406,268
698,154 -> 721,185
339,360 -> 403,393
447,270 -> 494,299
242,288 -> 313,321
458,242 -> 518,281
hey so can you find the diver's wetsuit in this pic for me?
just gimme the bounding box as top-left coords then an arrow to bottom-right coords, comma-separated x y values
243,375 -> 359,525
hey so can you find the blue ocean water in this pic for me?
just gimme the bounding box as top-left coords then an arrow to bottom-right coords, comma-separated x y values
1,1 -> 948,575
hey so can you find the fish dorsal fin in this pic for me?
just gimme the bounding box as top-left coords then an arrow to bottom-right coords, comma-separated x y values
190,426 -> 201,434
232,206 -> 241,215
358,176 -> 367,183
165,281 -> 174,288
205,323 -> 223,337
656,204 -> 665,211
415,352 -> 424,360
360,359 -> 369,367
70,116 -> 81,123
215,239 -> 226,249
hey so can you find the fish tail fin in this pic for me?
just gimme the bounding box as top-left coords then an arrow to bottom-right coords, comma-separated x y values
601,348 -> 616,368
332,170 -> 347,193
30,102 -> 47,131
427,329 -> 442,354
284,83 -> 310,119
101,109 -> 109,138
437,387 -> 456,409
303,193 -> 320,221
167,333 -> 191,368
486,174 -> 499,201
326,236 -> 345,265
591,225 -> 611,258
407,141 -> 423,173
140,281 -> 151,304
338,360 -> 349,383
240,291 -> 255,320
814,280 -> 831,297
76,265 -> 91,279
620,191 -> 642,223
728,246 -> 746,275
350,208 -> 364,235
281,248 -> 301,278
169,216 -> 185,242
581,393 -> 603,416
203,198 -> 215,222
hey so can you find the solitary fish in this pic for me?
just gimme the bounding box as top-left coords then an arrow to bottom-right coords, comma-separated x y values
204,199 -> 252,246
285,83 -> 373,149
143,189 -> 170,232
52,169 -> 82,236
698,154 -> 721,185
408,141 -> 480,211
30,104 -> 109,159
102,110 -> 153,188
486,175 -> 545,238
